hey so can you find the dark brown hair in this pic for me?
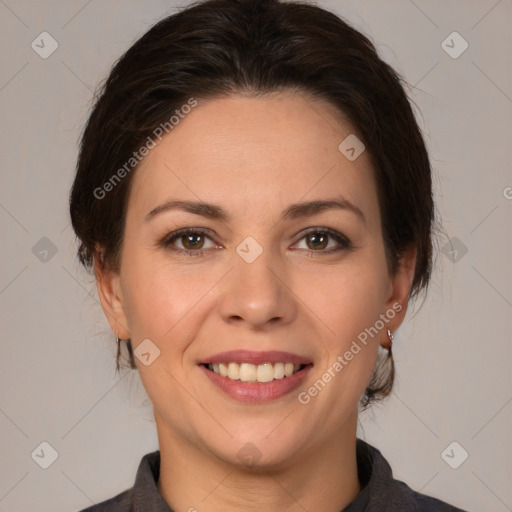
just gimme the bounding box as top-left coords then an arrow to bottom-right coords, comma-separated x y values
69,0 -> 440,408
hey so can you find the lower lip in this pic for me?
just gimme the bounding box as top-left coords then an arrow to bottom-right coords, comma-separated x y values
199,364 -> 313,403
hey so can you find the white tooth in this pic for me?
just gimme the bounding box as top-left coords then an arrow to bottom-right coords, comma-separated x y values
219,363 -> 228,377
273,362 -> 285,379
257,363 -> 274,383
239,363 -> 257,382
219,362 -> 301,381
227,362 -> 240,380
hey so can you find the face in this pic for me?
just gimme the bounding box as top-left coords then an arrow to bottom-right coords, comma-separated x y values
96,91 -> 414,469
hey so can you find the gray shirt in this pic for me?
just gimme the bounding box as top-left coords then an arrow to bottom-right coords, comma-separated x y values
76,439 -> 468,511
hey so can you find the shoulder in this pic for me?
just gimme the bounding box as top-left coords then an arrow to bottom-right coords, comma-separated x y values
73,450 -> 165,512
355,439 -> 468,512
74,489 -> 131,512
73,449 -> 163,512
394,479 -> 468,511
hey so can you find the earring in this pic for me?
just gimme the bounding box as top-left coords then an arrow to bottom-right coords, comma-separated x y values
115,330 -> 123,371
386,328 -> 393,356
115,330 -> 137,370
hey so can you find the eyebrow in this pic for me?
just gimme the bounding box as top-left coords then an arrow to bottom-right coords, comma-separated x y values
144,197 -> 366,225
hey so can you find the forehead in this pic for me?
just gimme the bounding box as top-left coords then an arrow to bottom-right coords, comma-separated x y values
127,92 -> 380,229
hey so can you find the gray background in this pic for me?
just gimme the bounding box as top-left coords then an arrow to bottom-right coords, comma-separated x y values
1,1 -> 511,511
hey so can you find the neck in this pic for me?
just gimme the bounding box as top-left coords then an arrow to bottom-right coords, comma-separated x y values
156,416 -> 361,512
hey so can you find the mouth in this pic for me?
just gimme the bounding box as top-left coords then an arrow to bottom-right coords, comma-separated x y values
201,361 -> 311,383
198,350 -> 313,403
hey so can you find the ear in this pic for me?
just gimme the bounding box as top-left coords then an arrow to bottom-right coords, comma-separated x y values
382,244 -> 417,335
93,257 -> 130,339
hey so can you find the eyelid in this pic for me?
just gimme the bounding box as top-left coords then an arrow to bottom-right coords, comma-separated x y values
291,226 -> 353,250
161,226 -> 353,255
161,227 -> 221,249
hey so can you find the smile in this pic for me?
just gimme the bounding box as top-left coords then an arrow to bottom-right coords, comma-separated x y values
199,350 -> 313,403
204,362 -> 306,383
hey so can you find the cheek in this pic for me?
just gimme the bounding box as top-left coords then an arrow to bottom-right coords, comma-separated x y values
119,253 -> 220,348
299,264 -> 385,407
299,252 -> 388,343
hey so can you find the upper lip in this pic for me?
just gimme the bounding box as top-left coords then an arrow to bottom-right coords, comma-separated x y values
200,350 -> 312,366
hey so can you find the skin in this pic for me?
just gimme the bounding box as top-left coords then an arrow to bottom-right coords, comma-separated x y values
95,91 -> 416,512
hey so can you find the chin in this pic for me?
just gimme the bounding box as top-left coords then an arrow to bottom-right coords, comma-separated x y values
203,426 -> 309,471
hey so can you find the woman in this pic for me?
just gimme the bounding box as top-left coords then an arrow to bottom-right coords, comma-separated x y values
70,0 -> 467,510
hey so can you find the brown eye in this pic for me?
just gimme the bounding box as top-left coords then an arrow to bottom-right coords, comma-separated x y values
162,228 -> 217,254
305,232 -> 329,250
181,233 -> 205,250
293,228 -> 353,253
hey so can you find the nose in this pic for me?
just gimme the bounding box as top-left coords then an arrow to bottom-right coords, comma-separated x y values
218,244 -> 297,330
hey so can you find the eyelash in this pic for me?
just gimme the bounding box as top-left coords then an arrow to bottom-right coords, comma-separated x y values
160,227 -> 353,257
